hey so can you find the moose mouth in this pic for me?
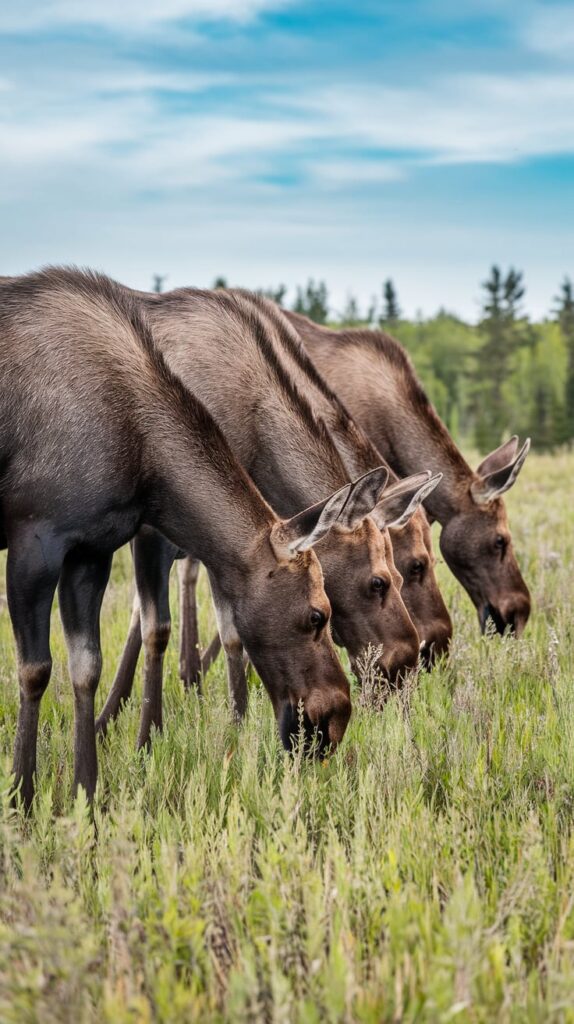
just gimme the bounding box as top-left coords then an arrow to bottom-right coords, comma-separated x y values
279,702 -> 332,757
419,641 -> 436,671
480,603 -> 511,636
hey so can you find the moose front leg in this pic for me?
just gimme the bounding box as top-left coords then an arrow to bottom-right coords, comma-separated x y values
58,550 -> 112,801
208,573 -> 248,723
177,557 -> 202,690
6,526 -> 65,809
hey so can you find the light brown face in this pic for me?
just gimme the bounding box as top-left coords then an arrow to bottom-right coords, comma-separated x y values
439,498 -> 530,635
389,508 -> 452,668
314,517 -> 420,683
235,545 -> 351,754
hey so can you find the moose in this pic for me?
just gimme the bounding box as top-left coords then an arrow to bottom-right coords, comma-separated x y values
0,268 -> 356,807
97,284 -> 440,745
240,292 -> 453,665
286,311 -> 531,636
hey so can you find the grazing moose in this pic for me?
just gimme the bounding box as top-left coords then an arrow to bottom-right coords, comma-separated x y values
0,269 -> 354,807
97,286 -> 438,744
286,312 -> 531,635
241,293 -> 452,665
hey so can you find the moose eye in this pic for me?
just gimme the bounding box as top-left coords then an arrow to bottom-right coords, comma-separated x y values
410,559 -> 425,578
371,575 -> 388,594
494,535 -> 507,552
309,608 -> 326,631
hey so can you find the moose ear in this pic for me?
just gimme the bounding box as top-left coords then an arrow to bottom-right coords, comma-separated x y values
476,436 -> 519,478
336,466 -> 390,530
471,438 -> 530,505
269,482 -> 352,561
370,471 -> 443,530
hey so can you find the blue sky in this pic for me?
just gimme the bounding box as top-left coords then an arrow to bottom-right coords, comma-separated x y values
1,1 -> 573,320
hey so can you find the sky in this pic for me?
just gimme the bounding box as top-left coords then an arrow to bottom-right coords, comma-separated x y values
1,1 -> 573,321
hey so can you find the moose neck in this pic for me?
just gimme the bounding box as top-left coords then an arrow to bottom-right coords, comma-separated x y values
248,398 -> 351,516
144,293 -> 352,520
254,306 -> 399,485
139,379 -> 272,593
297,323 -> 473,524
356,372 -> 471,523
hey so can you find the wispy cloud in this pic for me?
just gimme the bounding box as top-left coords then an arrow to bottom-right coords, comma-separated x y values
521,4 -> 574,58
3,64 -> 574,190
0,1 -> 572,319
0,0 -> 294,32
295,72 -> 574,167
308,160 -> 405,186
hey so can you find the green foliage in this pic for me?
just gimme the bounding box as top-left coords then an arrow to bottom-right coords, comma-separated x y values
555,278 -> 574,443
0,453 -> 573,1021
471,266 -> 533,452
395,313 -> 476,436
328,268 -> 571,452
198,267 -> 573,450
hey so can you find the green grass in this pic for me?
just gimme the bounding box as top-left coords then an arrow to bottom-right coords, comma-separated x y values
0,451 -> 573,1022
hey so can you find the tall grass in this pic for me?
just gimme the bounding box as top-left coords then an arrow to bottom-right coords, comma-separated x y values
0,452 -> 572,1022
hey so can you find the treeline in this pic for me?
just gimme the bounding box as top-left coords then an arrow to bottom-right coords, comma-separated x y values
285,269 -> 574,453
156,269 -> 574,453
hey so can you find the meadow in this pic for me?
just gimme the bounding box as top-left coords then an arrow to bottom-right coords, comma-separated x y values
0,450 -> 572,1023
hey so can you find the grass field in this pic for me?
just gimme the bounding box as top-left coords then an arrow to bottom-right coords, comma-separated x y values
0,451 -> 572,1022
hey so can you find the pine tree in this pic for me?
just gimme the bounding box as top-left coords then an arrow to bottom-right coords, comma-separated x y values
555,277 -> 574,442
473,266 -> 528,452
380,279 -> 400,326
292,279 -> 329,323
152,274 -> 167,294
212,276 -> 228,290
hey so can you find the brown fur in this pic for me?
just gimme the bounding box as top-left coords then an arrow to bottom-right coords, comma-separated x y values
0,268 -> 352,805
128,282 -> 421,679
287,310 -> 531,635
235,294 -> 452,660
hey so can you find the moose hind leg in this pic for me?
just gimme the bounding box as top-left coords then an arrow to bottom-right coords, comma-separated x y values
134,529 -> 175,750
96,592 -> 142,735
58,550 -> 112,801
6,530 -> 64,809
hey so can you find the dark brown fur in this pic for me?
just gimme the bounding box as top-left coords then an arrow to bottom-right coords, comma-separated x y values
0,268 -> 352,807
286,310 -> 531,635
236,294 -> 452,662
142,284 -> 421,672
97,281 -> 426,742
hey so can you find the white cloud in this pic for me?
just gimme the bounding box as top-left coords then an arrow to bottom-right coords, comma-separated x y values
309,160 -> 405,185
521,4 -> 574,58
0,94 -> 153,163
0,1 -> 571,322
96,71 -> 237,94
296,72 -> 574,166
3,66 -> 574,196
3,48 -> 574,197
0,0 -> 293,32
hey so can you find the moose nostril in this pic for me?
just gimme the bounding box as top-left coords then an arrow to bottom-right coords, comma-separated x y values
278,702 -> 335,757
481,603 -> 507,636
